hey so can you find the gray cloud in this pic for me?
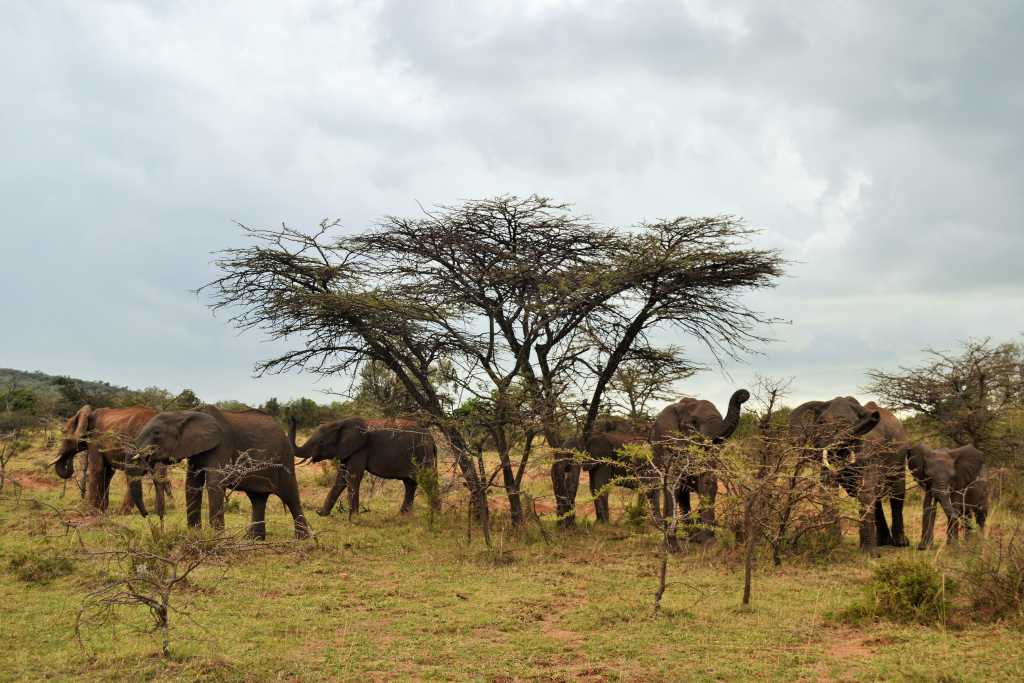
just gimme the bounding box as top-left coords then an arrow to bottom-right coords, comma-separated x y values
1,1 -> 1021,408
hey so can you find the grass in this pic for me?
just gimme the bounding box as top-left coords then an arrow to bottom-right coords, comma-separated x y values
1,433 -> 1023,681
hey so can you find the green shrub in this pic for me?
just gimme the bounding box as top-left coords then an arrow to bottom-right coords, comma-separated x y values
416,464 -> 441,512
839,557 -> 954,625
622,493 -> 648,532
7,550 -> 75,584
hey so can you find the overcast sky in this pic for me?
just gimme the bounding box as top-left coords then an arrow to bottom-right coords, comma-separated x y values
2,1 -> 1021,410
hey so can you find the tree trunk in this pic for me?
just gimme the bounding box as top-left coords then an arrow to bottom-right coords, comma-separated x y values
498,449 -> 524,526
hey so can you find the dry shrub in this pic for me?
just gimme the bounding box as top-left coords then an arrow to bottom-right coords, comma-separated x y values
958,527 -> 1024,624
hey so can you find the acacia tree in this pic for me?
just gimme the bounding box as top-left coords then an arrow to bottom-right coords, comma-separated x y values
866,338 -> 1024,463
546,217 -> 787,525
202,196 -> 785,529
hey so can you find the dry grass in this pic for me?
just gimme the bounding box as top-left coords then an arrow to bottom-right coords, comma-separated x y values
1,431 -> 1022,681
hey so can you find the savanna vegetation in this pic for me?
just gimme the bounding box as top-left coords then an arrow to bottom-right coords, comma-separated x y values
3,196 -> 1023,681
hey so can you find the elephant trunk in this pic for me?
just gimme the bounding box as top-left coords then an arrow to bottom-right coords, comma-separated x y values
128,476 -> 148,517
52,453 -> 75,479
289,417 -> 311,464
713,389 -> 750,443
852,410 -> 881,437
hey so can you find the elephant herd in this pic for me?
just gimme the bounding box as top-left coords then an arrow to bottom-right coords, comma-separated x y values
51,404 -> 435,539
49,392 -> 989,552
556,391 -> 989,553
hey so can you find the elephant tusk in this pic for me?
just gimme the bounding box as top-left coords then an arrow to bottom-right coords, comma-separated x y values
47,455 -> 65,467
821,449 -> 836,472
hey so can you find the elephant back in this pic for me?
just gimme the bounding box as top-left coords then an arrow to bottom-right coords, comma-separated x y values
91,406 -> 159,448
214,407 -> 292,466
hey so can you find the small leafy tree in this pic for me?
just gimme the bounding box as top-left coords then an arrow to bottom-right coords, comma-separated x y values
866,338 -> 1024,465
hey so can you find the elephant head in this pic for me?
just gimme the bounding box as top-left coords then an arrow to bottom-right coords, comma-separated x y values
790,396 -> 880,472
133,410 -> 224,513
290,417 -> 369,464
906,443 -> 985,497
50,405 -> 92,479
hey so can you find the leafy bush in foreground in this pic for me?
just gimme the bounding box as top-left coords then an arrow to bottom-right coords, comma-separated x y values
7,550 -> 75,584
839,557 -> 954,626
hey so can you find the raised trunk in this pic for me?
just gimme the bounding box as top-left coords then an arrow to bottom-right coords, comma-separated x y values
713,389 -> 749,442
852,410 -> 881,437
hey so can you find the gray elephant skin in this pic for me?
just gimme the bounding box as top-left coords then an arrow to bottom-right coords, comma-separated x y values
51,404 -> 169,517
788,396 -> 893,552
906,443 -> 987,549
568,417 -> 651,524
651,389 -> 749,540
136,405 -> 309,539
290,417 -> 436,519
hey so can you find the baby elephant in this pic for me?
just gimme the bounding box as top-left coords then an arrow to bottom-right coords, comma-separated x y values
290,417 -> 436,519
906,443 -> 988,550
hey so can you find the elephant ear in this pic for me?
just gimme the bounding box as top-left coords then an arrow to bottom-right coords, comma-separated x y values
174,413 -> 223,462
334,418 -> 370,462
906,445 -> 930,485
954,448 -> 985,491
70,405 -> 93,439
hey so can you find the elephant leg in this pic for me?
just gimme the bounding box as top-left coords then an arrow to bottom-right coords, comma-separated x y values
118,477 -> 135,515
663,486 -> 677,520
153,470 -> 166,518
276,471 -> 310,539
589,467 -> 611,524
551,457 -> 583,527
246,492 -> 269,540
675,484 -> 692,522
400,478 -> 417,514
100,465 -> 115,513
646,487 -> 664,525
874,498 -> 893,546
974,508 -> 987,534
346,467 -> 365,521
918,491 -> 936,550
84,446 -> 105,510
933,490 -> 960,546
889,484 -> 909,547
205,473 -> 226,531
690,473 -> 717,543
185,466 -> 206,528
856,463 -> 880,555
318,464 -> 349,516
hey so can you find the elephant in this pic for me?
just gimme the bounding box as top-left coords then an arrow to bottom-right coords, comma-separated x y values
855,401 -> 911,547
135,405 -> 310,540
788,396 -> 884,552
906,443 -> 987,550
290,416 -> 437,519
50,404 -> 170,516
567,416 -> 651,524
650,389 -> 749,541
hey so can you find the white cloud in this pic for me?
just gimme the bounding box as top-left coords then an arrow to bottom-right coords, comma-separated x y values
1,0 -> 1021,408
